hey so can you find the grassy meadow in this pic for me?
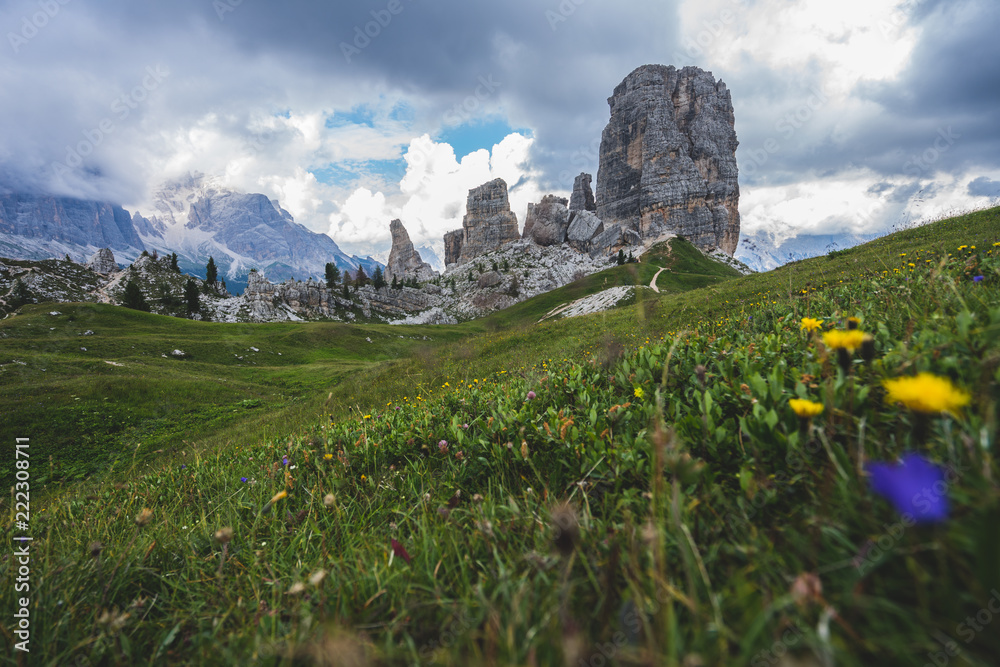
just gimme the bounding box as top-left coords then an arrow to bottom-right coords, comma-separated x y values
1,207 -> 999,665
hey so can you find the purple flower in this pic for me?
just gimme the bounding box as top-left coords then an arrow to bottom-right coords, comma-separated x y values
181,465 -> 186,469
462,423 -> 469,429
973,275 -> 984,283
241,477 -> 248,483
282,455 -> 289,466
526,391 -> 536,400
867,452 -> 949,523
438,440 -> 448,452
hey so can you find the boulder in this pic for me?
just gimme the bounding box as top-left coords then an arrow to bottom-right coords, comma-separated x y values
596,64 -> 740,255
566,211 -> 604,252
522,195 -> 570,246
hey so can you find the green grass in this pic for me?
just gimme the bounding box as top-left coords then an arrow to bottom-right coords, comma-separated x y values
1,208 -> 999,665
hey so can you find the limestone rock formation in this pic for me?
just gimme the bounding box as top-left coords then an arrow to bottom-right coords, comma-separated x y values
443,230 -> 464,267
385,219 -> 436,283
566,211 -> 604,253
522,195 -> 570,246
596,65 -> 740,255
87,248 -> 118,275
449,179 -> 520,266
570,173 -> 596,212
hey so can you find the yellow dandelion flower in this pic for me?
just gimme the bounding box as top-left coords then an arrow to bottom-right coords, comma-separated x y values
789,399 -> 824,418
883,373 -> 970,414
324,453 -> 333,460
800,317 -> 823,332
634,387 -> 644,399
822,329 -> 867,352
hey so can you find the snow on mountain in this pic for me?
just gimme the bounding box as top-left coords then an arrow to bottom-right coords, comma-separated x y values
735,228 -> 879,273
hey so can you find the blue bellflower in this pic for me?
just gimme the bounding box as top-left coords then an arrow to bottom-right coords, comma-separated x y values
867,452 -> 949,523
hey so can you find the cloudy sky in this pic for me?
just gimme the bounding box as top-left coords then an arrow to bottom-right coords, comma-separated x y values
2,0 -> 998,259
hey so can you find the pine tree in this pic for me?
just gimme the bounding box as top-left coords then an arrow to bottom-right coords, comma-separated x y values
355,265 -> 368,287
372,266 -> 386,290
8,279 -> 32,309
616,249 -> 625,266
391,275 -> 399,290
325,262 -> 341,289
170,252 -> 179,272
206,256 -> 218,284
342,281 -> 350,298
184,279 -> 200,314
122,279 -> 150,311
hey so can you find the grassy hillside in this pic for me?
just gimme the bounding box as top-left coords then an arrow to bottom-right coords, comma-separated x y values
1,207 -> 999,665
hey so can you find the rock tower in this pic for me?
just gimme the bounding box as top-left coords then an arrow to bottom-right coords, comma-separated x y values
596,65 -> 740,255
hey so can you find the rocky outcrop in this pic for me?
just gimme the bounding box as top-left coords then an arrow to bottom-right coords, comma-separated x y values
450,178 -> 520,265
386,219 -> 436,283
87,248 -> 118,274
566,211 -> 604,253
522,195 -> 570,246
444,229 -> 464,267
570,173 -> 596,212
596,65 -> 740,255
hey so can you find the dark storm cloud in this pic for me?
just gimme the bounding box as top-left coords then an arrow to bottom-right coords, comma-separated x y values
2,0 -> 998,217
0,0 -> 683,204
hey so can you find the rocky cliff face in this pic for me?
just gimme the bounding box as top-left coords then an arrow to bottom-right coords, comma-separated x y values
450,179 -> 520,266
522,195 -> 570,246
596,65 -> 740,255
570,173 -> 596,212
386,219 -> 437,283
0,194 -> 145,261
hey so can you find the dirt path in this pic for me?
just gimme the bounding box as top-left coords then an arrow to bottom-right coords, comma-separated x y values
649,266 -> 668,293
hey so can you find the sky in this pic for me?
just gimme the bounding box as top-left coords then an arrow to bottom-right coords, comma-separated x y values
2,0 -> 998,260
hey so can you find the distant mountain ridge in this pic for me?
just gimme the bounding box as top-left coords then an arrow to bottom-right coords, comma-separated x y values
735,228 -> 880,272
0,174 -> 380,293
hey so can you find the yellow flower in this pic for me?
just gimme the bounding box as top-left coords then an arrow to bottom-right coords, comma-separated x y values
883,373 -> 970,414
789,399 -> 824,418
323,453 -> 333,460
363,414 -> 372,419
268,490 -> 288,505
822,329 -> 867,352
634,387 -> 644,399
800,317 -> 823,332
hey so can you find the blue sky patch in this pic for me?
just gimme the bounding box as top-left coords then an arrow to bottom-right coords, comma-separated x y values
436,118 -> 532,161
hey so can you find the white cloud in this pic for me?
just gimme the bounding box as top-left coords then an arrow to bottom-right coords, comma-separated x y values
328,132 -> 545,258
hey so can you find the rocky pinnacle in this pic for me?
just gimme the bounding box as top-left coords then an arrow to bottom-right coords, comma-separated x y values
596,64 -> 740,255
448,178 -> 520,266
386,219 -> 436,283
569,173 -> 596,212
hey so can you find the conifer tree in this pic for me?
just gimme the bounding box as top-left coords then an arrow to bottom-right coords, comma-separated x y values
122,279 -> 150,311
206,256 -> 218,284
325,262 -> 341,289
372,266 -> 386,290
184,278 -> 200,314
170,252 -> 179,272
355,265 -> 368,287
